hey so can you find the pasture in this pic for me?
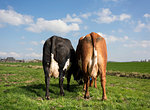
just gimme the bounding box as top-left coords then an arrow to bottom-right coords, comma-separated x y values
0,62 -> 150,110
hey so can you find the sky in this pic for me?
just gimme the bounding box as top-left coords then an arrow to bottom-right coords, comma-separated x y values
0,0 -> 150,62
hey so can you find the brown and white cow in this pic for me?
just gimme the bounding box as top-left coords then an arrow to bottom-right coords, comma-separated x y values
76,32 -> 107,100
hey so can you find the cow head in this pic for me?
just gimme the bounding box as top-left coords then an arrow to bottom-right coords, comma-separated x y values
73,65 -> 83,85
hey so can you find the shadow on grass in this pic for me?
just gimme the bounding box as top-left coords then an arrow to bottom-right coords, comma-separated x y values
19,83 -> 81,99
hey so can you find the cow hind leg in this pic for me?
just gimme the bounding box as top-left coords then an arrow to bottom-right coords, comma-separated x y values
94,77 -> 97,88
43,64 -> 50,100
90,77 -> 94,87
100,67 -> 107,100
67,72 -> 71,91
45,75 -> 50,100
82,61 -> 90,99
84,76 -> 90,99
83,80 -> 86,91
59,69 -> 65,96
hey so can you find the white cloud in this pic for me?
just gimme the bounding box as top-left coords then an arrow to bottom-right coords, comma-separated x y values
0,8 -> 33,26
72,13 -> 77,17
0,7 -> 80,34
97,32 -> 128,43
40,40 -> 45,45
134,13 -> 150,32
133,50 -> 150,59
63,14 -> 82,23
134,21 -> 145,32
80,13 -> 91,19
26,18 -> 79,33
118,29 -> 123,32
119,13 -> 131,21
25,52 -> 42,58
9,52 -> 20,57
31,41 -> 38,46
26,48 -> 33,51
0,51 -> 7,56
83,26 -> 88,30
0,23 -> 5,28
0,51 -> 20,58
124,36 -> 129,40
94,8 -> 131,24
124,40 -> 150,48
0,51 -> 42,59
94,8 -> 117,23
144,13 -> 150,18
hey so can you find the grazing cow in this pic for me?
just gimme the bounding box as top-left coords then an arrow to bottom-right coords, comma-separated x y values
76,32 -> 107,100
42,36 -> 81,100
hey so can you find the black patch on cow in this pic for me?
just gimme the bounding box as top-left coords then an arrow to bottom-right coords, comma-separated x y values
84,37 -> 92,43
96,37 -> 102,42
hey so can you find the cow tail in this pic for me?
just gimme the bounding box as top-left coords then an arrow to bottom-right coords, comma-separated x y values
51,36 -> 56,55
49,36 -> 56,77
91,32 -> 98,78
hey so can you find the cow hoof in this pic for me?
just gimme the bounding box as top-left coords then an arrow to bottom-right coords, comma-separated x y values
102,97 -> 107,101
84,95 -> 90,99
94,86 -> 97,88
45,96 -> 50,100
67,86 -> 70,91
90,83 -> 93,87
83,87 -> 86,91
60,92 -> 65,96
67,88 -> 70,92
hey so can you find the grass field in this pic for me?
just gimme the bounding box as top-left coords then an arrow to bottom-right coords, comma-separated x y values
107,62 -> 150,74
0,62 -> 150,110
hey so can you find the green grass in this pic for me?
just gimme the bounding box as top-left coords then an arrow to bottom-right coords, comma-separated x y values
0,62 -> 150,110
107,62 -> 150,74
0,62 -> 42,66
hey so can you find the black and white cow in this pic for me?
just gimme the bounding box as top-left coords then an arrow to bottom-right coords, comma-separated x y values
42,36 -> 82,100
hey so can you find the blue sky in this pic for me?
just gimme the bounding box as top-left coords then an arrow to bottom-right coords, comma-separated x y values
0,0 -> 150,61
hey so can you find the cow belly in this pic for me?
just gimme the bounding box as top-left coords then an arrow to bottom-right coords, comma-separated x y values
50,53 -> 59,78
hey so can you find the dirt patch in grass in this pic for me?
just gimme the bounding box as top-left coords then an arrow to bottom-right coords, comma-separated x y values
3,78 -> 36,86
24,79 -> 36,83
1,73 -> 17,82
25,65 -> 42,69
107,71 -> 150,79
0,78 -> 2,83
4,80 -> 36,87
0,64 -> 22,67
1,74 -> 17,76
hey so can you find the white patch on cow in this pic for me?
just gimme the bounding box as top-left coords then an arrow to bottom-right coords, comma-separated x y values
94,48 -> 97,57
82,36 -> 85,39
63,58 -> 71,71
88,47 -> 98,78
50,53 -> 59,78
